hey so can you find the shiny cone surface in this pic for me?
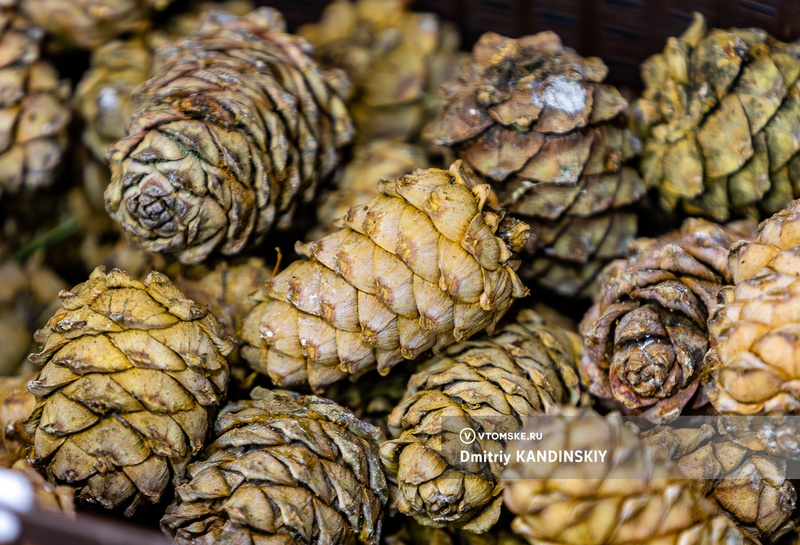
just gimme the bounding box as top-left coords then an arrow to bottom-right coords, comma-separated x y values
634,13 -> 800,222
106,8 -> 354,264
641,424 -> 796,543
580,218 -> 757,422
240,162 -> 530,392
425,31 -> 645,297
381,309 -> 581,532
19,0 -> 169,50
502,408 -> 748,545
300,0 -> 460,143
161,387 -> 388,545
0,9 -> 70,198
22,267 -> 234,510
707,199 -> 800,416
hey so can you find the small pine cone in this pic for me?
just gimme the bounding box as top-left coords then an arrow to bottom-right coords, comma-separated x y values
18,0 -> 169,50
241,162 -> 530,392
300,0 -> 460,143
641,424 -> 796,543
0,10 -> 70,198
22,267 -> 234,511
634,14 -> 800,222
315,140 -> 429,237
580,218 -> 757,423
106,8 -> 354,264
161,387 -> 388,545
502,409 -> 749,545
381,309 -> 581,532
75,38 -> 153,164
707,199 -> 800,416
425,31 -> 645,297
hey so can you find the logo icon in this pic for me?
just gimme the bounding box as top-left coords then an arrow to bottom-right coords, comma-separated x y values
460,428 -> 476,444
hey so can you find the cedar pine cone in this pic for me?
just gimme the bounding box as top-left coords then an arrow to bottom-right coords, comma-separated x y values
580,218 -> 757,422
300,0 -> 460,143
241,161 -> 530,392
0,9 -> 70,198
425,31 -> 645,297
380,309 -> 581,532
22,267 -> 234,511
161,387 -> 388,545
706,199 -> 800,417
106,8 -> 354,264
641,424 -> 796,543
502,408 -> 749,545
634,13 -> 800,222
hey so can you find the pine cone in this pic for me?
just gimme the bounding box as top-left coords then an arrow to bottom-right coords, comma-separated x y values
161,387 -> 388,545
22,267 -> 234,511
241,162 -> 529,392
315,140 -> 429,237
300,0 -> 460,143
580,218 -> 757,423
0,9 -> 70,198
380,309 -> 581,532
75,38 -> 153,165
425,31 -> 645,297
634,13 -> 800,222
18,0 -> 169,50
706,199 -> 800,416
640,424 -> 796,543
106,8 -> 354,264
502,409 -> 749,545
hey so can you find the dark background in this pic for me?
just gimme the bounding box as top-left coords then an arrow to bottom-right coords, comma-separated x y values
259,0 -> 800,88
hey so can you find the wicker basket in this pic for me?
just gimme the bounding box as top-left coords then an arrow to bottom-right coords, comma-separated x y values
263,0 -> 800,87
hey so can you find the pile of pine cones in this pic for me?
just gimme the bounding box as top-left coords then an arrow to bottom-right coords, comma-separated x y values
2,0 -> 800,544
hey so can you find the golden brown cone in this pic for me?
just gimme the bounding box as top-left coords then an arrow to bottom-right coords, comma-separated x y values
300,0 -> 460,143
381,309 -> 581,532
161,387 -> 388,545
425,30 -> 645,297
241,162 -> 530,392
22,267 -> 234,512
106,8 -> 354,264
580,218 -> 757,423
315,140 -> 429,237
502,408 -> 750,545
0,9 -> 70,198
19,0 -> 170,50
641,424 -> 795,543
634,13 -> 800,222
706,199 -> 800,416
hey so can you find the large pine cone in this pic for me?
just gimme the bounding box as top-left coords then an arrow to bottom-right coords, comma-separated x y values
161,387 -> 388,545
18,0 -> 169,50
425,31 -> 645,297
241,162 -> 529,392
502,409 -> 748,545
580,218 -> 757,422
706,199 -> 800,415
641,424 -> 796,543
106,8 -> 354,264
634,13 -> 800,222
300,0 -> 460,143
381,309 -> 580,533
22,267 -> 234,511
315,140 -> 429,237
0,9 -> 70,198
